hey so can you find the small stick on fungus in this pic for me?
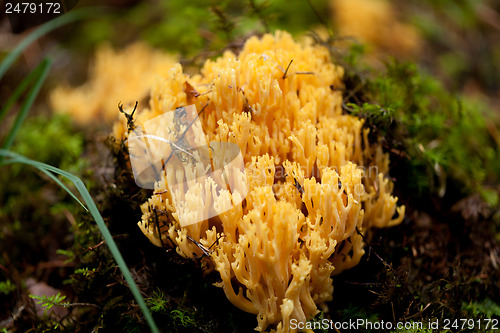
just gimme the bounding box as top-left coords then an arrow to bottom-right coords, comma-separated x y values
148,205 -> 165,249
154,189 -> 168,195
282,59 -> 293,79
243,98 -> 255,116
151,208 -> 177,249
240,88 -> 256,115
285,173 -> 304,195
154,209 -> 165,249
294,71 -> 315,75
119,101 -> 138,132
186,235 -> 212,257
198,89 -> 212,96
186,234 -> 223,258
293,177 -> 304,195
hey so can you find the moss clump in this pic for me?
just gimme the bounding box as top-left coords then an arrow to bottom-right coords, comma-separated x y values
10,113 -> 86,173
342,56 -> 499,204
462,298 -> 500,320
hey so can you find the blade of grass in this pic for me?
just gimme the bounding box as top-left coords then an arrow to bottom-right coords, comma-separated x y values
0,7 -> 98,80
0,149 -> 160,333
0,157 -> 88,211
37,168 -> 89,212
1,58 -> 52,151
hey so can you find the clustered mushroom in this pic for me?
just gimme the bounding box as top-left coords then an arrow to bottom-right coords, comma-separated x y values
111,31 -> 405,332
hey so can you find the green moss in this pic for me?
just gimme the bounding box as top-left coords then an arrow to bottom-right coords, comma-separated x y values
146,289 -> 169,313
462,298 -> 500,319
170,308 -> 197,328
29,293 -> 69,316
0,280 -> 15,295
10,113 -> 86,174
344,58 -> 499,201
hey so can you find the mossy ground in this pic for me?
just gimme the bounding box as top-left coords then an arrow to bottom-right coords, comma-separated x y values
1,1 -> 499,332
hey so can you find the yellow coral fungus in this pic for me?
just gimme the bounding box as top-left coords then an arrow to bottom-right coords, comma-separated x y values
114,31 -> 404,332
51,42 -> 177,124
331,0 -> 421,58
